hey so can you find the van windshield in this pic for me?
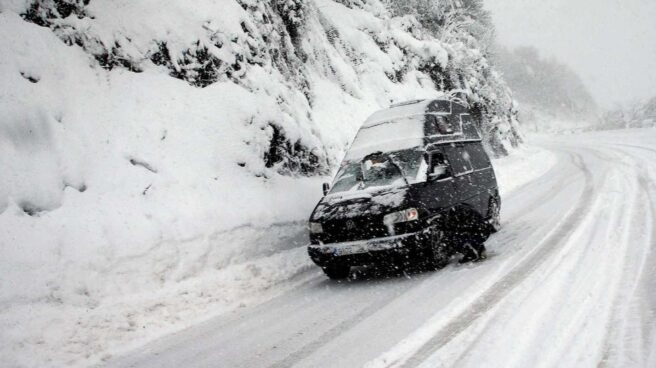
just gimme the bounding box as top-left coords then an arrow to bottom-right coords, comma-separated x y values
329,148 -> 424,194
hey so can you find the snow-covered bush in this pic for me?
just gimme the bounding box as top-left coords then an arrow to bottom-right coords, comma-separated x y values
273,0 -> 306,42
21,0 -> 88,26
599,96 -> 656,130
15,0 -> 522,158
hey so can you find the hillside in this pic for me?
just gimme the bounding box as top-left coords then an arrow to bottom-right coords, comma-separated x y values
493,46 -> 598,132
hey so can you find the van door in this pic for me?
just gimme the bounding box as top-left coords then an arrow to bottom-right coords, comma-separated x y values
419,149 -> 457,224
443,143 -> 480,213
465,142 -> 497,213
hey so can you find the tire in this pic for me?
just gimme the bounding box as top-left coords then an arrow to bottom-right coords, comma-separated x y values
424,229 -> 451,270
488,197 -> 501,233
322,264 -> 350,279
458,241 -> 487,263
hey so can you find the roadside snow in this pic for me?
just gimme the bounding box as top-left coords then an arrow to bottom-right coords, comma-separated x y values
0,10 -> 324,367
493,143 -> 557,198
0,137 -> 555,368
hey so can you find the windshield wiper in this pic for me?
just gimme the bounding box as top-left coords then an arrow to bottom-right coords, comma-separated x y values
388,156 -> 410,186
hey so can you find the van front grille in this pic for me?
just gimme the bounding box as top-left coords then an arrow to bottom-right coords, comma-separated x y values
319,216 -> 389,244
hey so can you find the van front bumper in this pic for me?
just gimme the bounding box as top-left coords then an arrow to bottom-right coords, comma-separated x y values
307,231 -> 426,267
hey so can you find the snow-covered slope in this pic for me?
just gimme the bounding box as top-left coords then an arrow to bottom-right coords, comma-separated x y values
1,0 -> 523,366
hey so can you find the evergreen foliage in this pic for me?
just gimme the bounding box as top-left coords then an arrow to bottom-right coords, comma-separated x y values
19,0 -> 524,172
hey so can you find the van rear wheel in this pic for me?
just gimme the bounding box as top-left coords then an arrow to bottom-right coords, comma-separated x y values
425,229 -> 450,270
322,264 -> 350,279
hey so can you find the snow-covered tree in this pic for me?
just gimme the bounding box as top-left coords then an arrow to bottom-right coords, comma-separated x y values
492,46 -> 598,131
16,0 -> 523,176
384,0 -> 522,154
600,96 -> 656,129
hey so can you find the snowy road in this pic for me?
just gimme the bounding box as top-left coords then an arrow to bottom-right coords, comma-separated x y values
107,131 -> 656,368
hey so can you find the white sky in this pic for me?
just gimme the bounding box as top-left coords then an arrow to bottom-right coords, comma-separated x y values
484,0 -> 656,108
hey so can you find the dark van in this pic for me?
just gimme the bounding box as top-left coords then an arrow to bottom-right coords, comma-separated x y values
308,99 -> 501,279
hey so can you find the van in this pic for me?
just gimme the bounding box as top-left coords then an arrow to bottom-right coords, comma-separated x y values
307,99 -> 501,279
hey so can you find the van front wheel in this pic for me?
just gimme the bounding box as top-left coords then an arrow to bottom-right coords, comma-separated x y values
425,229 -> 451,270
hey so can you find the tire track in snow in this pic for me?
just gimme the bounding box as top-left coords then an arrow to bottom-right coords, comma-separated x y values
497,151 -> 577,221
271,152 -> 576,368
608,143 -> 656,155
598,175 -> 653,367
429,143 -> 655,368
253,151 -> 573,368
597,144 -> 656,367
391,149 -> 599,368
434,142 -> 656,368
267,273 -> 439,368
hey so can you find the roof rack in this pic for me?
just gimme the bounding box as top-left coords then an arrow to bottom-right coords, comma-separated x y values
389,99 -> 426,108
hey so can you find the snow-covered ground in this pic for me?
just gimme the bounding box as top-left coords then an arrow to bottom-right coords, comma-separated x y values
0,135 -> 551,367
104,128 -> 656,368
1,0 -> 652,366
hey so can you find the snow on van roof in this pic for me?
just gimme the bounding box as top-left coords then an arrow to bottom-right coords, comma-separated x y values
343,99 -> 455,160
345,115 -> 425,160
363,99 -> 450,127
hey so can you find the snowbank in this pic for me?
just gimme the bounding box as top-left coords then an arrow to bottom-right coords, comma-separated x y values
0,9 -> 326,366
494,145 -> 557,198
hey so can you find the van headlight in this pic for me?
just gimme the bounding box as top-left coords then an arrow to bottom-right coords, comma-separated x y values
309,222 -> 323,234
383,208 -> 419,225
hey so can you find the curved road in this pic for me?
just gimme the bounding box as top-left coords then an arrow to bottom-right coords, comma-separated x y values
107,131 -> 656,368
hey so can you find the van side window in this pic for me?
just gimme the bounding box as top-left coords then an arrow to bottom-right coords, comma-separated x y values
427,115 -> 454,135
448,114 -> 462,135
428,151 -> 451,179
461,115 -> 480,139
445,145 -> 473,175
430,152 -> 448,168
465,143 -> 491,170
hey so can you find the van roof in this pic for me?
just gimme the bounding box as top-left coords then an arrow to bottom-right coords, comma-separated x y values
363,99 -> 453,128
345,99 -> 480,161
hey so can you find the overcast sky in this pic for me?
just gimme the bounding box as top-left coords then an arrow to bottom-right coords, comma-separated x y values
484,0 -> 656,108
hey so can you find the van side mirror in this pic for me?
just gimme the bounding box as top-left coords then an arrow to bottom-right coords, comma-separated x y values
322,182 -> 330,196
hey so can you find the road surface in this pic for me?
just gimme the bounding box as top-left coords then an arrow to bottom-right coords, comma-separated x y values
107,130 -> 656,368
